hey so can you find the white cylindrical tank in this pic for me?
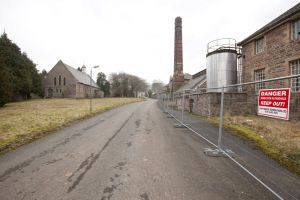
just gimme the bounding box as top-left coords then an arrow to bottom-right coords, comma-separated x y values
206,38 -> 238,92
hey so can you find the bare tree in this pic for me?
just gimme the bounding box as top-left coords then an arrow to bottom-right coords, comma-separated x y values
109,72 -> 148,97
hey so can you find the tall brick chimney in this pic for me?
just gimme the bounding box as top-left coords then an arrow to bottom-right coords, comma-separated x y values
172,16 -> 184,92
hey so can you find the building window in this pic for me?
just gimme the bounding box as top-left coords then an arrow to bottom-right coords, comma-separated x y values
255,69 -> 265,92
63,77 -> 66,86
255,37 -> 264,54
59,75 -> 61,86
292,18 -> 300,40
54,77 -> 57,86
290,59 -> 300,92
56,89 -> 58,93
60,89 -> 62,93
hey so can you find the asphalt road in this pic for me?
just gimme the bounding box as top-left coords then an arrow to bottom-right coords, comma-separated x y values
0,99 -> 299,200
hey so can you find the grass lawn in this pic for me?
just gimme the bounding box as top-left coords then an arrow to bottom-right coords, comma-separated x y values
193,114 -> 300,175
0,98 -> 143,154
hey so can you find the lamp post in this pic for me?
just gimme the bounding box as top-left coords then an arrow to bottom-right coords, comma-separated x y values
90,65 -> 99,113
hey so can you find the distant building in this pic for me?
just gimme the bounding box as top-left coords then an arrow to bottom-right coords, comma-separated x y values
238,3 -> 300,92
44,60 -> 103,98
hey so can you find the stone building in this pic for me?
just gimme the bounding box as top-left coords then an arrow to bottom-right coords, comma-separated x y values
191,4 -> 300,119
237,3 -> 300,92
167,5 -> 300,119
236,3 -> 300,119
44,60 -> 103,98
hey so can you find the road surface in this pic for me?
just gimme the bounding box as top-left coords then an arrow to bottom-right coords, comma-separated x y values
0,99 -> 299,200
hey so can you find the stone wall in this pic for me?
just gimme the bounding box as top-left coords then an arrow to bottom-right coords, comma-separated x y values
174,92 -> 300,120
76,83 -> 103,98
190,93 -> 249,117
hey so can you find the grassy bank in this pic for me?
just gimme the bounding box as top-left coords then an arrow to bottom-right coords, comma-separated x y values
192,114 -> 300,175
0,98 -> 143,154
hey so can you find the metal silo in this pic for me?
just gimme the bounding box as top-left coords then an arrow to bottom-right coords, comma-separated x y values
206,38 -> 239,92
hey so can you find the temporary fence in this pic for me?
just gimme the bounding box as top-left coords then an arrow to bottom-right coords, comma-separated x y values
157,74 -> 300,200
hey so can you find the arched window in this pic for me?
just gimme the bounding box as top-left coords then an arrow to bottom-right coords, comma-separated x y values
63,77 -> 66,86
59,75 -> 61,85
54,77 -> 57,86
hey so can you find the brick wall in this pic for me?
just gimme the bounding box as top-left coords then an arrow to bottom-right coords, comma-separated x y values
172,17 -> 185,92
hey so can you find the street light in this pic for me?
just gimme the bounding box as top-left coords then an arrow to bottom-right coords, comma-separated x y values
90,65 -> 99,113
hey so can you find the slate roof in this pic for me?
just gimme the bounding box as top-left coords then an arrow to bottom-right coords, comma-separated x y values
184,73 -> 192,80
177,70 -> 206,92
238,3 -> 300,46
60,60 -> 99,88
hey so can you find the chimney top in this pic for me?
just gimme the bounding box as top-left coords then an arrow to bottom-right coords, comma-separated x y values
175,16 -> 182,26
81,65 -> 86,73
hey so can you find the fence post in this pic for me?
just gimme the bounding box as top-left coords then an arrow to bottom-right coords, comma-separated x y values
162,94 -> 164,108
181,90 -> 185,122
217,87 -> 224,149
167,92 -> 169,113
172,92 -> 174,114
163,94 -> 166,112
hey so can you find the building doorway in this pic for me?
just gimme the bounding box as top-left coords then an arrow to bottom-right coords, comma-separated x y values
48,88 -> 53,98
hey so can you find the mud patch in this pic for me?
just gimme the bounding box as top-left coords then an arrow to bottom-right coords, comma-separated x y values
31,167 -> 40,173
126,141 -> 132,147
152,120 -> 156,126
135,119 -> 141,128
113,162 -> 126,169
103,185 -> 117,194
145,128 -> 152,134
101,183 -> 123,200
146,112 -> 151,122
44,158 -> 63,165
140,192 -> 150,200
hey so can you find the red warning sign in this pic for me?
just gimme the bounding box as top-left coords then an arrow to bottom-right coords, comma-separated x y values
258,88 -> 290,120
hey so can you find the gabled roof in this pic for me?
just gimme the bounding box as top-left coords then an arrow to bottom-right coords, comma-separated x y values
177,70 -> 206,92
59,60 -> 99,88
238,3 -> 300,46
192,69 -> 206,79
184,73 -> 192,80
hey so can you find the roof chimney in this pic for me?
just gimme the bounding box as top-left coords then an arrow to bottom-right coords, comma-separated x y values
81,65 -> 86,73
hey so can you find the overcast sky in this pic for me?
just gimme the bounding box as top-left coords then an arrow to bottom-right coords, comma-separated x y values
0,0 -> 298,84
